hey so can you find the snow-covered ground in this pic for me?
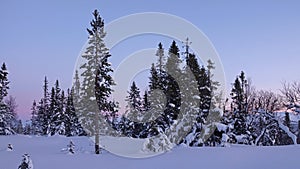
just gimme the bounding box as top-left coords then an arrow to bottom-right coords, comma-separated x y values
1,135 -> 300,169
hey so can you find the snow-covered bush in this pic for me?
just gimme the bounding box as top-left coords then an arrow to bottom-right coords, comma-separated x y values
143,133 -> 173,153
68,140 -> 75,154
7,143 -> 13,151
18,154 -> 33,169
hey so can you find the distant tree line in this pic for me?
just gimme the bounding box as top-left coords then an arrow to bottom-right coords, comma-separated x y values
29,77 -> 85,136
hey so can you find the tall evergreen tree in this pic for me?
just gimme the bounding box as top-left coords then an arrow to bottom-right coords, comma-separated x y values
0,63 -> 14,135
55,89 -> 66,135
0,63 -> 9,101
72,70 -> 81,109
34,76 -> 51,135
229,71 -> 253,144
231,71 -> 248,113
127,82 -> 142,109
30,100 -> 39,135
48,80 -> 66,135
142,91 -> 150,112
5,95 -> 18,131
166,40 -> 181,75
198,66 -> 211,118
155,42 -> 165,74
65,89 -> 85,136
36,99 -> 47,135
149,63 -> 159,90
48,87 -> 57,135
15,119 -> 23,134
124,82 -> 143,137
42,76 -> 50,129
79,9 -> 117,154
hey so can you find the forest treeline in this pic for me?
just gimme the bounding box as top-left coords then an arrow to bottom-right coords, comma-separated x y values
1,10 -> 300,154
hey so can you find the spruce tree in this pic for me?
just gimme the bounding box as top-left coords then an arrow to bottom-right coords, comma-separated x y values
79,9 -> 117,154
48,80 -> 66,135
72,70 -> 81,109
124,82 -> 143,137
5,96 -> 18,131
55,89 -> 66,135
35,76 -> 50,135
49,87 -> 57,135
149,63 -> 159,90
0,63 -> 9,101
198,66 -> 211,118
142,91 -> 150,112
0,63 -> 14,135
125,82 -> 142,112
30,100 -> 39,135
15,120 -> 23,134
36,99 -> 47,135
166,40 -> 181,75
155,42 -> 165,74
42,76 -> 50,132
66,89 -> 84,136
230,71 -> 252,144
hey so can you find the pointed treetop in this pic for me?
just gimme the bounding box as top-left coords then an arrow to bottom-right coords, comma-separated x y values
158,42 -> 163,49
169,40 -> 180,57
1,62 -> 7,71
87,9 -> 104,36
182,37 -> 192,59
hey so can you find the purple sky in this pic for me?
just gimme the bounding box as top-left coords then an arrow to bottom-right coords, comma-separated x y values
1,0 -> 300,120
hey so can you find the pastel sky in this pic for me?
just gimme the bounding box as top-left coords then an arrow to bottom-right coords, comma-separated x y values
1,0 -> 300,120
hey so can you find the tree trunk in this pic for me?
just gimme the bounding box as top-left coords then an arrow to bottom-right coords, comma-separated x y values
95,111 -> 100,154
95,143 -> 100,154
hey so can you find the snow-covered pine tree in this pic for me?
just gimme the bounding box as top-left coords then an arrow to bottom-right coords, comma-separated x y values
165,40 -> 181,75
36,99 -> 48,135
229,71 -> 253,145
30,100 -> 39,135
15,120 -> 23,134
7,143 -> 13,151
144,41 -> 185,151
139,90 -> 155,135
18,154 -> 33,169
156,42 -> 166,75
124,81 -> 145,138
73,70 -> 81,98
48,87 -> 55,135
48,80 -> 67,135
198,66 -> 211,119
5,95 -> 18,132
42,76 -> 50,133
95,66 -> 118,137
23,123 -> 32,135
72,70 -> 81,110
56,90 -> 67,135
0,63 -> 15,135
0,63 -> 9,101
34,77 -> 50,135
79,9 -> 117,154
168,59 -> 199,146
68,140 -> 75,154
146,60 -> 166,137
65,89 -> 85,136
180,53 -> 205,146
164,40 -> 182,125
142,91 -> 150,112
125,81 -> 142,122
